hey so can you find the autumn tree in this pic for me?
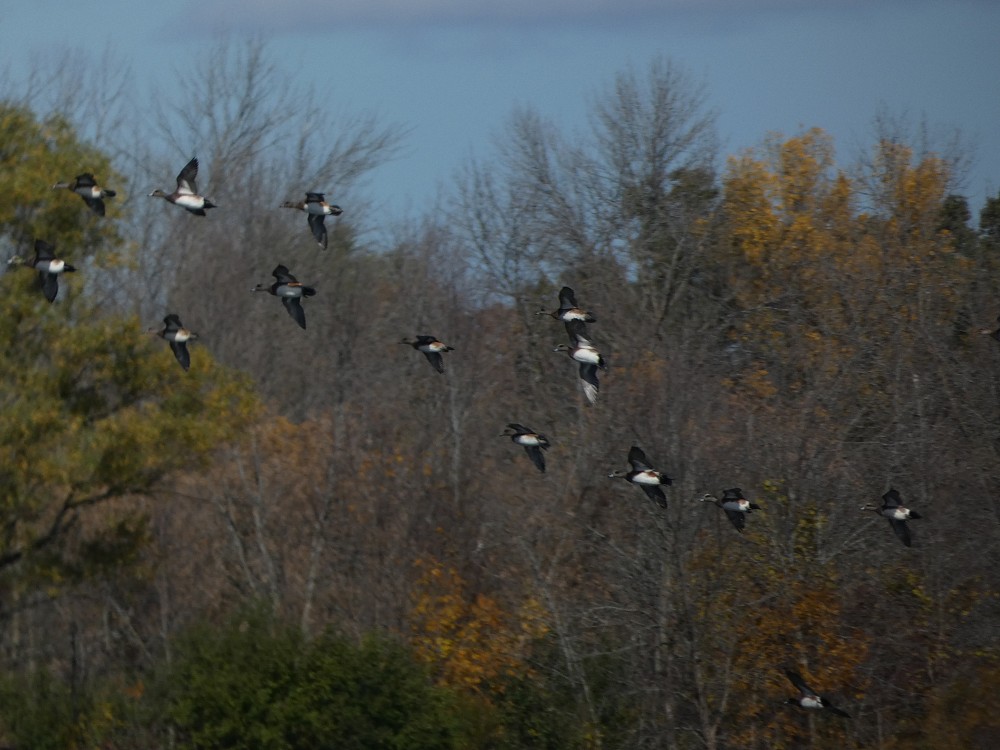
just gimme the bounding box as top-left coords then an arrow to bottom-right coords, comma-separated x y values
0,101 -> 260,703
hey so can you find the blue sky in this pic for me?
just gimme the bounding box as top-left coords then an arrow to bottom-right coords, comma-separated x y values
2,1 -> 998,220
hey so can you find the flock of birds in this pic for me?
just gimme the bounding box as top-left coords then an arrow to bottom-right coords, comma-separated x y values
499,279 -> 923,721
10,157 -> 933,722
8,158 -> 344,354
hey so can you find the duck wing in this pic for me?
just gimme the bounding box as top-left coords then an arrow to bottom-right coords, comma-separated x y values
641,483 -> 668,509
422,350 -> 445,374
33,239 -> 57,262
523,445 -> 546,473
578,362 -> 599,404
176,157 -> 200,195
565,318 -> 593,346
557,286 -> 578,310
881,488 -> 903,508
170,341 -> 191,371
785,670 -> 816,697
888,517 -> 912,547
825,702 -> 851,718
38,271 -> 59,303
272,264 -> 298,283
723,507 -> 747,532
307,213 -> 328,248
82,195 -> 107,216
627,446 -> 653,472
282,296 -> 307,329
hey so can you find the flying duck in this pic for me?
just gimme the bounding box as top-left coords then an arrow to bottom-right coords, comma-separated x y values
8,239 -> 76,302
553,319 -> 606,405
148,314 -> 198,371
784,669 -> 851,718
401,335 -> 454,374
149,157 -> 217,216
537,286 -> 596,325
52,172 -> 116,216
860,487 -> 923,547
252,264 -> 316,329
281,192 -> 343,249
700,488 -> 762,532
608,446 -> 672,508
502,423 -> 551,473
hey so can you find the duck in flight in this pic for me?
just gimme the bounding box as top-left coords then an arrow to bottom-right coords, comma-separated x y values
553,319 -> 605,405
537,286 -> 596,325
52,172 -> 116,216
784,669 -> 851,718
401,335 -> 454,374
502,423 -> 551,473
700,488 -> 761,532
149,157 -> 217,216
8,239 -> 76,302
148,313 -> 198,371
281,192 -> 343,249
608,446 -> 671,508
252,264 -> 316,329
860,487 -> 923,547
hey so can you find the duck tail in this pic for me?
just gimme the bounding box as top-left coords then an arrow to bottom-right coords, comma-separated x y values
301,286 -> 317,297
104,189 -> 117,198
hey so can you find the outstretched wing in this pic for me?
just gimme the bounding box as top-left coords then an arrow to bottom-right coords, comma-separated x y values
34,239 -> 57,261
38,271 -> 59,303
524,445 -> 546,473
565,318 -> 593,346
881,488 -> 903,508
282,296 -> 307,329
170,341 -> 191,371
641,483 -> 668,509
888,518 -> 912,547
176,157 -> 199,195
724,507 -> 747,532
579,362 -> 599,404
627,446 -> 653,472
422,351 -> 445,374
785,670 -> 815,697
557,286 -> 578,310
272,264 -> 298,283
307,213 -> 328,248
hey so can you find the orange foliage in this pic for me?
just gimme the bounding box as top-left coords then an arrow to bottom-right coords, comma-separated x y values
688,482 -> 870,748
408,558 -> 548,695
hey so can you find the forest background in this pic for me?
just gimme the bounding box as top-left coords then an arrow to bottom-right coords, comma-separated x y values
0,42 -> 998,749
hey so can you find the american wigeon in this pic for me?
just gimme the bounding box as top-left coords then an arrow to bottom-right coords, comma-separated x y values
784,669 -> 851,718
281,192 -> 343,249
553,319 -> 605,404
502,423 -> 551,473
252,264 -> 316,329
608,446 -> 672,508
860,487 -> 923,547
148,313 -> 198,371
52,173 -> 116,216
8,239 -> 76,302
537,286 -> 596,325
401,335 -> 454,374
149,157 -> 217,216
700,488 -> 762,532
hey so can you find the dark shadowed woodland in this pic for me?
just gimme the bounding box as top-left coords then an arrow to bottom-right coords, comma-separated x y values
1,43 -> 999,749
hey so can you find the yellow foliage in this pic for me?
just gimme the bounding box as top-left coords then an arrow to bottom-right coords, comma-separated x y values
715,128 -> 969,417
408,558 -> 549,695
